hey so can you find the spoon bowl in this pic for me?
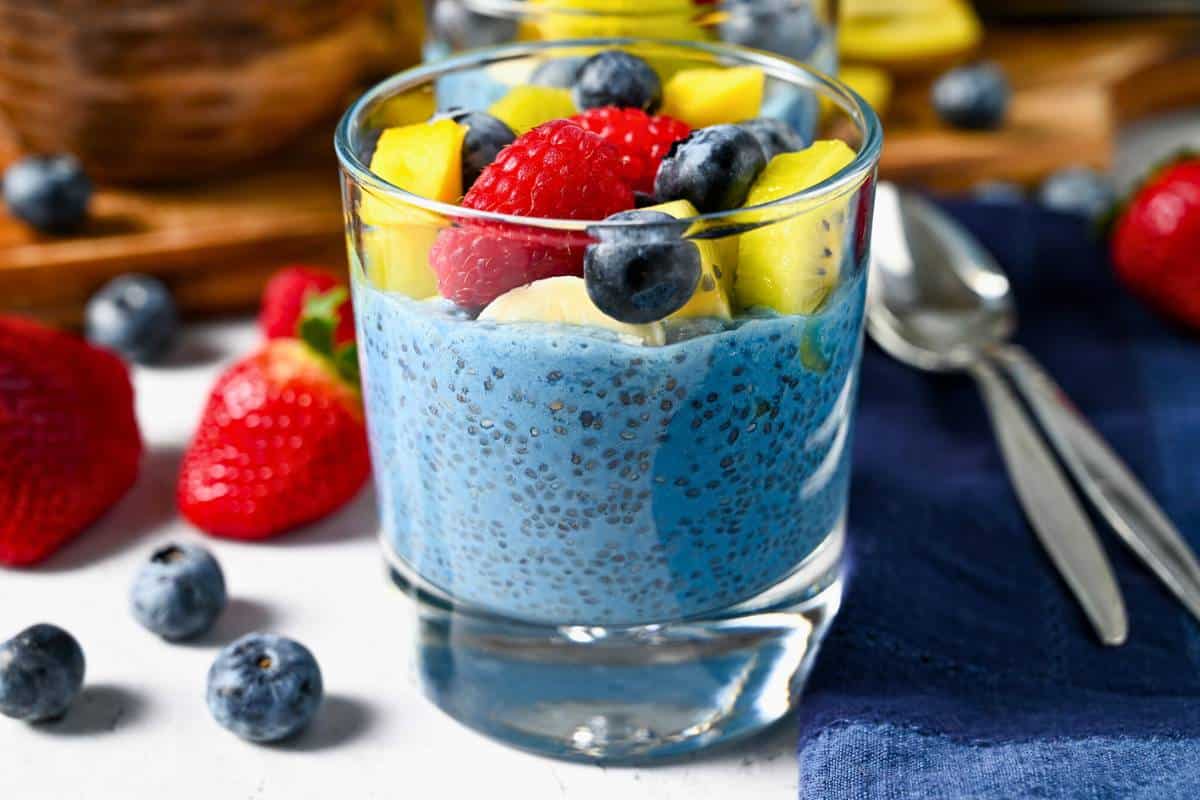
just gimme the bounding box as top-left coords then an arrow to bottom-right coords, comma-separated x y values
867,183 -> 1015,372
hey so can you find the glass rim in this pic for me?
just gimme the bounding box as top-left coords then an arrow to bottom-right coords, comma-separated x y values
334,38 -> 883,231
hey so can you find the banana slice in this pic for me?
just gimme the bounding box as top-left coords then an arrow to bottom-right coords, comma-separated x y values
479,276 -> 666,346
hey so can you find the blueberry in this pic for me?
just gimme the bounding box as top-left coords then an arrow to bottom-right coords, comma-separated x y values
131,543 -> 227,642
207,633 -> 323,743
85,274 -> 179,363
0,624 -> 85,723
430,0 -> 517,50
529,56 -> 587,89
654,125 -> 767,212
3,155 -> 92,234
738,117 -> 808,161
432,108 -> 515,189
720,0 -> 823,62
931,63 -> 1010,130
572,50 -> 662,113
971,180 -> 1025,204
585,210 -> 702,324
1037,166 -> 1115,221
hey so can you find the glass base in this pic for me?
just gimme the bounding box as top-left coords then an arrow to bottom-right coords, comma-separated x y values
384,522 -> 845,764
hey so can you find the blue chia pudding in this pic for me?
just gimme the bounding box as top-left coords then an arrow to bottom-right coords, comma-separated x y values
354,271 -> 865,625
345,49 -> 872,625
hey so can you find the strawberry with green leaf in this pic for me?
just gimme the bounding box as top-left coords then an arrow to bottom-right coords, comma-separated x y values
259,265 -> 355,344
178,289 -> 370,540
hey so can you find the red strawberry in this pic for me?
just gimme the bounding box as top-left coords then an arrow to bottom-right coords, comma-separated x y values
1111,158 -> 1200,329
0,316 -> 142,565
178,289 -> 369,540
570,107 -> 691,194
430,119 -> 635,308
259,266 -> 354,344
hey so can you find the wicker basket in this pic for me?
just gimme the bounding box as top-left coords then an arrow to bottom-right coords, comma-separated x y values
0,0 -> 391,183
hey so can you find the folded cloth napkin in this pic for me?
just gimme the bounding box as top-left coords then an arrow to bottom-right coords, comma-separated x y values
798,201 -> 1200,800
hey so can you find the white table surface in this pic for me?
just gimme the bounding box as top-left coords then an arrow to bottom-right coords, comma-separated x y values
1,320 -> 799,800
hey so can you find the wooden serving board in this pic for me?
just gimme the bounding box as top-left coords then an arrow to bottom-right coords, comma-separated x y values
879,18 -> 1200,189
0,126 -> 348,327
2,18 -> 1200,323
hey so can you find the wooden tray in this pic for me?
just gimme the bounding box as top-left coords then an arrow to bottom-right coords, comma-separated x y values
0,125 -> 347,326
3,18 -> 1199,324
879,18 -> 1200,188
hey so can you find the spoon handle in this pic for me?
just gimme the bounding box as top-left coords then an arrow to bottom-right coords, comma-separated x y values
993,344 -> 1200,626
967,359 -> 1128,646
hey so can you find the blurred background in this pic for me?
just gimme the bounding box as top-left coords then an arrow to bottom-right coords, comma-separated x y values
0,0 -> 1197,326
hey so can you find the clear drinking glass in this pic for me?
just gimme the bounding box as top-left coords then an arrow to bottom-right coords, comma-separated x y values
336,38 -> 880,762
425,0 -> 838,73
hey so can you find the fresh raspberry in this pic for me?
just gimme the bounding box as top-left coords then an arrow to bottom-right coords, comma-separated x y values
259,266 -> 354,344
0,316 -> 142,565
429,224 -> 590,310
571,107 -> 691,194
461,120 -> 636,219
1111,158 -> 1200,329
431,120 -> 635,308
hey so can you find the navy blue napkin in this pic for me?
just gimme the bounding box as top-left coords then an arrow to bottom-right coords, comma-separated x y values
798,201 -> 1200,799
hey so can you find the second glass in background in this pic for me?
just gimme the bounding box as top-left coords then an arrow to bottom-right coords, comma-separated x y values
425,0 -> 837,74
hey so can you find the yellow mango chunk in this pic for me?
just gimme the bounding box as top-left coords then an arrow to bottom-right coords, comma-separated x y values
641,199 -> 733,320
661,67 -> 765,129
839,0 -> 981,73
529,0 -> 706,40
532,0 -> 688,12
489,86 -> 577,134
361,119 -> 464,297
736,140 -> 857,315
361,214 -> 442,299
841,0 -> 951,15
366,118 -> 465,216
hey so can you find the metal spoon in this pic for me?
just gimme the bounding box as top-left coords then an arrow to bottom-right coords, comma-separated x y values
873,184 -> 1200,633
867,182 -> 1128,646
